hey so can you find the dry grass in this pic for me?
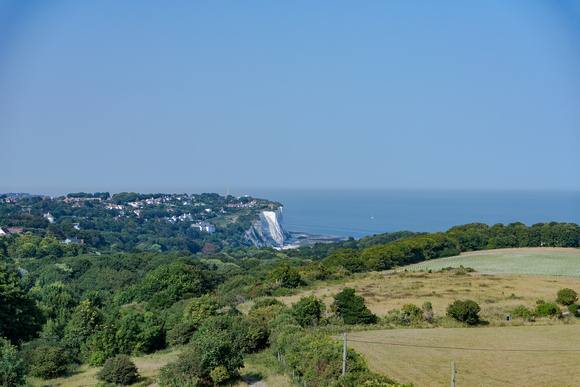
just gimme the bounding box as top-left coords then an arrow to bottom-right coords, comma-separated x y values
270,270 -> 580,322
347,325 -> 580,386
28,350 -> 180,387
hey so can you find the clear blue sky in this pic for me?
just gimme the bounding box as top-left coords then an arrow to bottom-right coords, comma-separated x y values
1,1 -> 579,196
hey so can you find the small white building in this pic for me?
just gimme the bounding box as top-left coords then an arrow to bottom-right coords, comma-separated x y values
191,221 -> 215,234
44,213 -> 55,223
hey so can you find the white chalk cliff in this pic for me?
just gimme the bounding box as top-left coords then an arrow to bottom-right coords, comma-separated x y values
244,207 -> 290,249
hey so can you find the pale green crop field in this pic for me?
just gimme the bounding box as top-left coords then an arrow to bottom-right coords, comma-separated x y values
402,249 -> 580,277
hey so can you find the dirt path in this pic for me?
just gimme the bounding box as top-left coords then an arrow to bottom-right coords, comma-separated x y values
241,375 -> 268,387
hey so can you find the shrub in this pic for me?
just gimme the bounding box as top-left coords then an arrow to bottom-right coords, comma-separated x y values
512,305 -> 533,320
568,304 -> 580,317
266,265 -> 301,288
25,344 -> 69,379
401,304 -> 423,323
210,365 -> 230,385
422,301 -> 434,322
159,326 -> 243,386
556,288 -> 578,306
332,288 -> 377,325
97,354 -> 140,385
534,302 -> 561,318
446,300 -> 480,325
292,296 -> 325,327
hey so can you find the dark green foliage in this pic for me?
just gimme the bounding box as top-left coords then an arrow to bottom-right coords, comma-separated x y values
183,294 -> 220,328
270,329 -> 371,387
292,295 -> 325,327
512,305 -> 533,320
0,267 -> 44,344
446,300 -> 480,325
166,322 -> 196,347
136,262 -> 209,308
195,315 -> 268,354
159,327 -> 243,386
446,222 -> 580,250
266,265 -> 301,288
332,288 -> 378,324
0,338 -> 25,387
534,302 -> 561,318
115,309 -> 165,354
567,304 -> 580,317
249,297 -> 284,311
97,354 -> 140,385
322,249 -> 366,273
556,288 -> 578,306
63,299 -> 103,358
25,344 -> 69,379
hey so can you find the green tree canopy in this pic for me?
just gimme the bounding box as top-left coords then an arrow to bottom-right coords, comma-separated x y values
331,288 -> 377,325
0,268 -> 44,344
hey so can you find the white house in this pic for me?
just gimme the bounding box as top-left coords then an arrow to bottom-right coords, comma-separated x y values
191,221 -> 215,234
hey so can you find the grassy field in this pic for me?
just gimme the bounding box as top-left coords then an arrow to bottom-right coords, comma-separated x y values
261,248 -> 580,321
27,349 -> 294,387
28,349 -> 180,387
403,248 -> 580,277
346,325 -> 580,386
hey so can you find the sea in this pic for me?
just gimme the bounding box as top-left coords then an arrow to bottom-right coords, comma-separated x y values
237,189 -> 580,240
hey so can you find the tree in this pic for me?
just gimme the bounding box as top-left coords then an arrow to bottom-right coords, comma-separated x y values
446,300 -> 480,325
323,249 -> 366,273
332,288 -> 377,324
0,338 -> 25,387
183,294 -> 220,328
292,296 -> 325,327
556,288 -> 578,306
0,267 -> 44,344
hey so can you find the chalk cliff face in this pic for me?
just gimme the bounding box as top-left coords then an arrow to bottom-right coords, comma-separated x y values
244,207 -> 290,249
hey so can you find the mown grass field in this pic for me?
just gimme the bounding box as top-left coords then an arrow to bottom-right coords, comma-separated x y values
347,325 -> 580,386
403,248 -> 580,277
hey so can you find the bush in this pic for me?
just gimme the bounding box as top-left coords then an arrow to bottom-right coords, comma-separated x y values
401,303 -> 423,323
159,328 -> 243,386
97,354 -> 140,385
266,265 -> 302,288
25,344 -> 69,379
446,300 -> 480,325
422,301 -> 434,322
332,288 -> 378,325
556,288 -> 578,306
534,302 -> 561,318
512,305 -> 533,320
292,296 -> 325,327
568,304 -> 580,317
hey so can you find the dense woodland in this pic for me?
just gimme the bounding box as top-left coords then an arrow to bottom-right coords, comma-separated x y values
1,193 -> 579,386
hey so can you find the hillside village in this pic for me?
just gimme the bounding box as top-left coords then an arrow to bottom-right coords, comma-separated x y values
0,192 -> 278,253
